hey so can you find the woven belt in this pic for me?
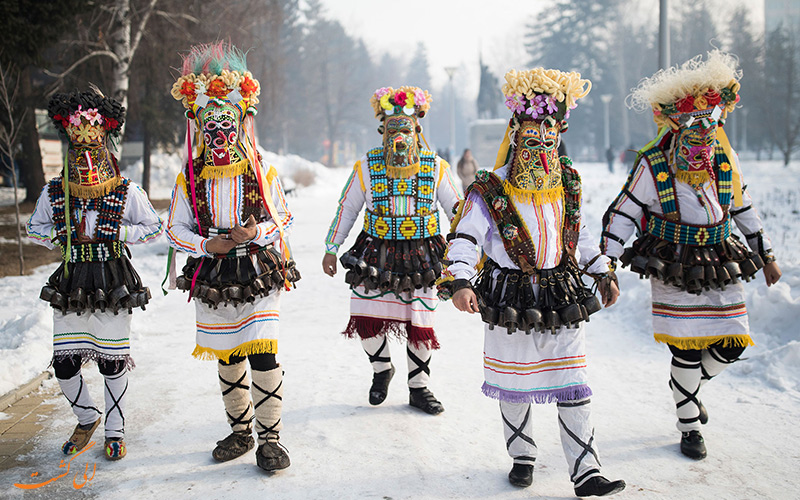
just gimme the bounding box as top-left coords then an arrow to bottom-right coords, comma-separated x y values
63,241 -> 125,262
363,211 -> 439,240
646,216 -> 731,246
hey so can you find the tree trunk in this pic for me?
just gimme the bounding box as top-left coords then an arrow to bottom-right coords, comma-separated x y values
142,123 -> 151,193
109,0 -> 132,157
11,161 -> 24,275
19,66 -> 44,203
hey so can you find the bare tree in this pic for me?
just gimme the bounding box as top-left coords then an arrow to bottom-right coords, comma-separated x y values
0,59 -> 28,275
44,0 -> 160,149
765,24 -> 800,166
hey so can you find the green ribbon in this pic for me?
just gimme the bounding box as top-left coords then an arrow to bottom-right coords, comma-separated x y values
161,246 -> 174,295
62,152 -> 71,279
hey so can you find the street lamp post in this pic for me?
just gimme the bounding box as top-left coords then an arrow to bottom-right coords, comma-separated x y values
601,94 -> 613,172
659,0 -> 670,70
444,66 -> 458,163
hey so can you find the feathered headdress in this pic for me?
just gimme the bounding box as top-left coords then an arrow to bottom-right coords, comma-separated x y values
171,42 -> 260,120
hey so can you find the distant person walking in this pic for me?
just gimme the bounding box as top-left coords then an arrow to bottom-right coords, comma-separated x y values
605,146 -> 614,173
457,148 -> 479,189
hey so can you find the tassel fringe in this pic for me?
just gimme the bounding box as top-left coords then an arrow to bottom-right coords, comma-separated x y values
675,169 -> 710,186
342,316 -> 441,349
653,333 -> 754,350
501,180 -> 563,205
192,338 -> 278,363
67,177 -> 123,199
386,162 -> 420,179
198,159 -> 250,180
481,382 -> 592,404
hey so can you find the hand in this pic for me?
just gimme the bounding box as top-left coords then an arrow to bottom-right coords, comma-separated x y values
763,261 -> 782,287
599,279 -> 620,307
230,215 -> 258,244
205,234 -> 237,255
76,233 -> 94,243
453,287 -> 480,313
322,253 -> 338,277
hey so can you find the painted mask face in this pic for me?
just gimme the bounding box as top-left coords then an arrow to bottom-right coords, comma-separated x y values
675,121 -> 716,172
200,105 -> 240,166
383,115 -> 418,166
510,120 -> 561,189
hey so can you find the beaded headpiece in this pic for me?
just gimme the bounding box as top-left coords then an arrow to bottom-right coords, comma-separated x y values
47,89 -> 124,198
493,68 -> 591,173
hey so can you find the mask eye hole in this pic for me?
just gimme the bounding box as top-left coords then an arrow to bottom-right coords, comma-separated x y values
525,138 -> 541,148
220,120 -> 232,129
205,122 -> 217,131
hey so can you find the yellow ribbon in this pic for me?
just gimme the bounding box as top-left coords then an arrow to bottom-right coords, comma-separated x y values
493,124 -> 513,171
716,127 -> 743,207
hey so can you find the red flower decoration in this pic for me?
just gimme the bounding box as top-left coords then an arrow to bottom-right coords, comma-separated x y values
704,89 -> 721,106
240,76 -> 257,97
206,79 -> 228,98
103,117 -> 119,131
179,80 -> 196,96
393,91 -> 408,107
676,95 -> 695,113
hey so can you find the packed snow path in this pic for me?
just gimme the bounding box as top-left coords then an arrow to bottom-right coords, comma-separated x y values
1,161 -> 798,499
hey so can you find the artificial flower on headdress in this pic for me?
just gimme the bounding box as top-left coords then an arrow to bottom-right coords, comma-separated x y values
501,68 -> 591,122
370,86 -> 433,117
48,88 -> 126,140
628,50 -> 741,131
170,42 -> 261,119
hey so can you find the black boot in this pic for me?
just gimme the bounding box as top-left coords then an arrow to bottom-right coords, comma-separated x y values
256,434 -> 291,471
408,387 -> 444,415
508,463 -> 533,487
212,430 -> 255,462
369,365 -> 395,405
574,476 -> 626,497
680,430 -> 707,459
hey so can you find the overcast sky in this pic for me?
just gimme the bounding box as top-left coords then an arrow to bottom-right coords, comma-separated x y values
317,0 -> 766,100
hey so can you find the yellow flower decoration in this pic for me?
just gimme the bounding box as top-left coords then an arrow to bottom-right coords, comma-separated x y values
694,95 -> 709,110
373,182 -> 387,193
380,94 -> 393,111
719,162 -> 731,172
656,172 -> 669,182
418,184 -> 433,195
419,162 -> 433,174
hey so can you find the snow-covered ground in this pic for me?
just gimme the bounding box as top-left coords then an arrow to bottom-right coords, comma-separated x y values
0,154 -> 798,499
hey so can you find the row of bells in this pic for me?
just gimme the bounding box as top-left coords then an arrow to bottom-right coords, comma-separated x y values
341,253 -> 443,293
622,250 -> 764,294
40,285 -> 150,315
176,265 -> 300,309
479,294 -> 602,335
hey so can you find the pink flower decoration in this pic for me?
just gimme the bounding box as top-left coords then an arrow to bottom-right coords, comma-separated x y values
375,87 -> 391,99
505,94 -> 525,114
545,96 -> 558,114
526,95 -> 547,119
414,89 -> 426,106
84,108 -> 103,126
